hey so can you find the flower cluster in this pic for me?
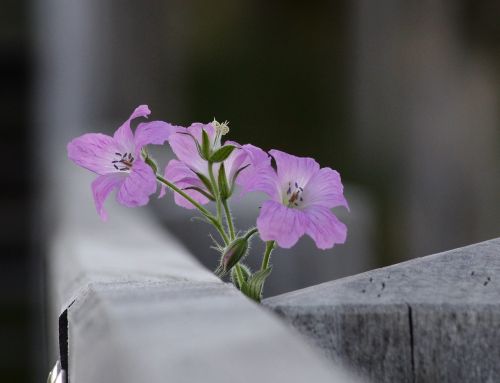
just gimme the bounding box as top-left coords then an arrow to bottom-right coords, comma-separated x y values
67,105 -> 348,301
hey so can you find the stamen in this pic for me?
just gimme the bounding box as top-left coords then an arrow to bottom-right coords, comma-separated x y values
111,152 -> 135,172
212,118 -> 230,136
285,180 -> 305,208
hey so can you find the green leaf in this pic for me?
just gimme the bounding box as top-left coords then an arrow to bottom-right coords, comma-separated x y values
240,267 -> 273,302
201,129 -> 211,159
195,172 -> 214,195
218,163 -> 230,200
210,145 -> 236,163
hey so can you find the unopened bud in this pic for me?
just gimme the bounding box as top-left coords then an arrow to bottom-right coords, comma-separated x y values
221,237 -> 248,273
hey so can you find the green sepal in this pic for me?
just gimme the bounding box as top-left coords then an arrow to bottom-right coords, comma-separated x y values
201,129 -> 211,159
182,186 -> 215,201
239,267 -> 273,302
218,163 -> 230,200
195,172 -> 215,195
210,145 -> 236,163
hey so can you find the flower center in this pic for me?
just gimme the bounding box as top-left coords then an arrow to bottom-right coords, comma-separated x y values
112,152 -> 134,171
284,181 -> 304,208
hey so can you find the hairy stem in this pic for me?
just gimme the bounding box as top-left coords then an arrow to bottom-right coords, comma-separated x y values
156,174 -> 229,244
222,199 -> 236,240
207,162 -> 222,222
244,227 -> 258,240
261,241 -> 275,271
235,264 -> 246,288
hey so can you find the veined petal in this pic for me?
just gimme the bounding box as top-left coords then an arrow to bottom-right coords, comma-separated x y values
68,133 -> 124,175
187,122 -> 216,144
113,105 -> 151,152
303,205 -> 347,249
236,145 -> 280,200
160,160 -> 210,209
257,200 -> 307,248
116,159 -> 157,207
134,121 -> 180,154
222,140 -> 247,181
91,173 -> 126,221
270,149 -> 320,193
303,167 -> 348,209
168,123 -> 212,175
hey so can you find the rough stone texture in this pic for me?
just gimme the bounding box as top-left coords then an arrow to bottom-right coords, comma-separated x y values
264,238 -> 500,382
48,172 -> 360,383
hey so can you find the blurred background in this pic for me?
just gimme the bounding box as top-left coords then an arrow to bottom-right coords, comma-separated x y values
2,0 -> 500,381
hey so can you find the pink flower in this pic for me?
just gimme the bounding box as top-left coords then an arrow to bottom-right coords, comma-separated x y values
160,122 -> 258,208
67,105 -> 176,221
243,149 -> 349,249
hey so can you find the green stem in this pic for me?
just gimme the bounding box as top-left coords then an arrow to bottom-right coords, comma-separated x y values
244,227 -> 258,240
235,264 -> 246,287
156,174 -> 229,244
261,241 -> 275,271
222,199 -> 236,240
207,162 -> 222,222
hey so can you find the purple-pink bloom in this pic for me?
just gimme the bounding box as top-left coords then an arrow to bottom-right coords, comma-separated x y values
242,149 -> 348,249
67,105 -> 176,221
160,122 -> 256,209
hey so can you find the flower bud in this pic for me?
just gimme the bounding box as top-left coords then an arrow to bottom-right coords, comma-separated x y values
221,237 -> 249,273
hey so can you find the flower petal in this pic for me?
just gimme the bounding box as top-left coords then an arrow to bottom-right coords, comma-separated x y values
269,149 -> 320,192
67,133 -> 124,175
168,123 -> 213,174
236,145 -> 280,200
113,105 -> 151,151
303,205 -> 347,249
134,120 -> 180,154
160,160 -> 210,209
187,122 -> 216,143
303,167 -> 348,209
116,159 -> 157,207
257,200 -> 307,248
222,140 -> 246,181
91,173 -> 126,221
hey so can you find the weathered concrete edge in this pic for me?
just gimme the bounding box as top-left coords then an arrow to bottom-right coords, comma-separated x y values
264,237 -> 500,306
263,238 -> 500,382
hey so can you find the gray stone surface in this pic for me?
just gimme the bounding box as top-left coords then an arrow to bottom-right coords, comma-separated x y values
48,171 -> 361,383
264,238 -> 500,382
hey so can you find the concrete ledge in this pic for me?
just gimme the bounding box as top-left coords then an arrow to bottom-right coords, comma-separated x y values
48,170 -> 359,383
264,238 -> 500,382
